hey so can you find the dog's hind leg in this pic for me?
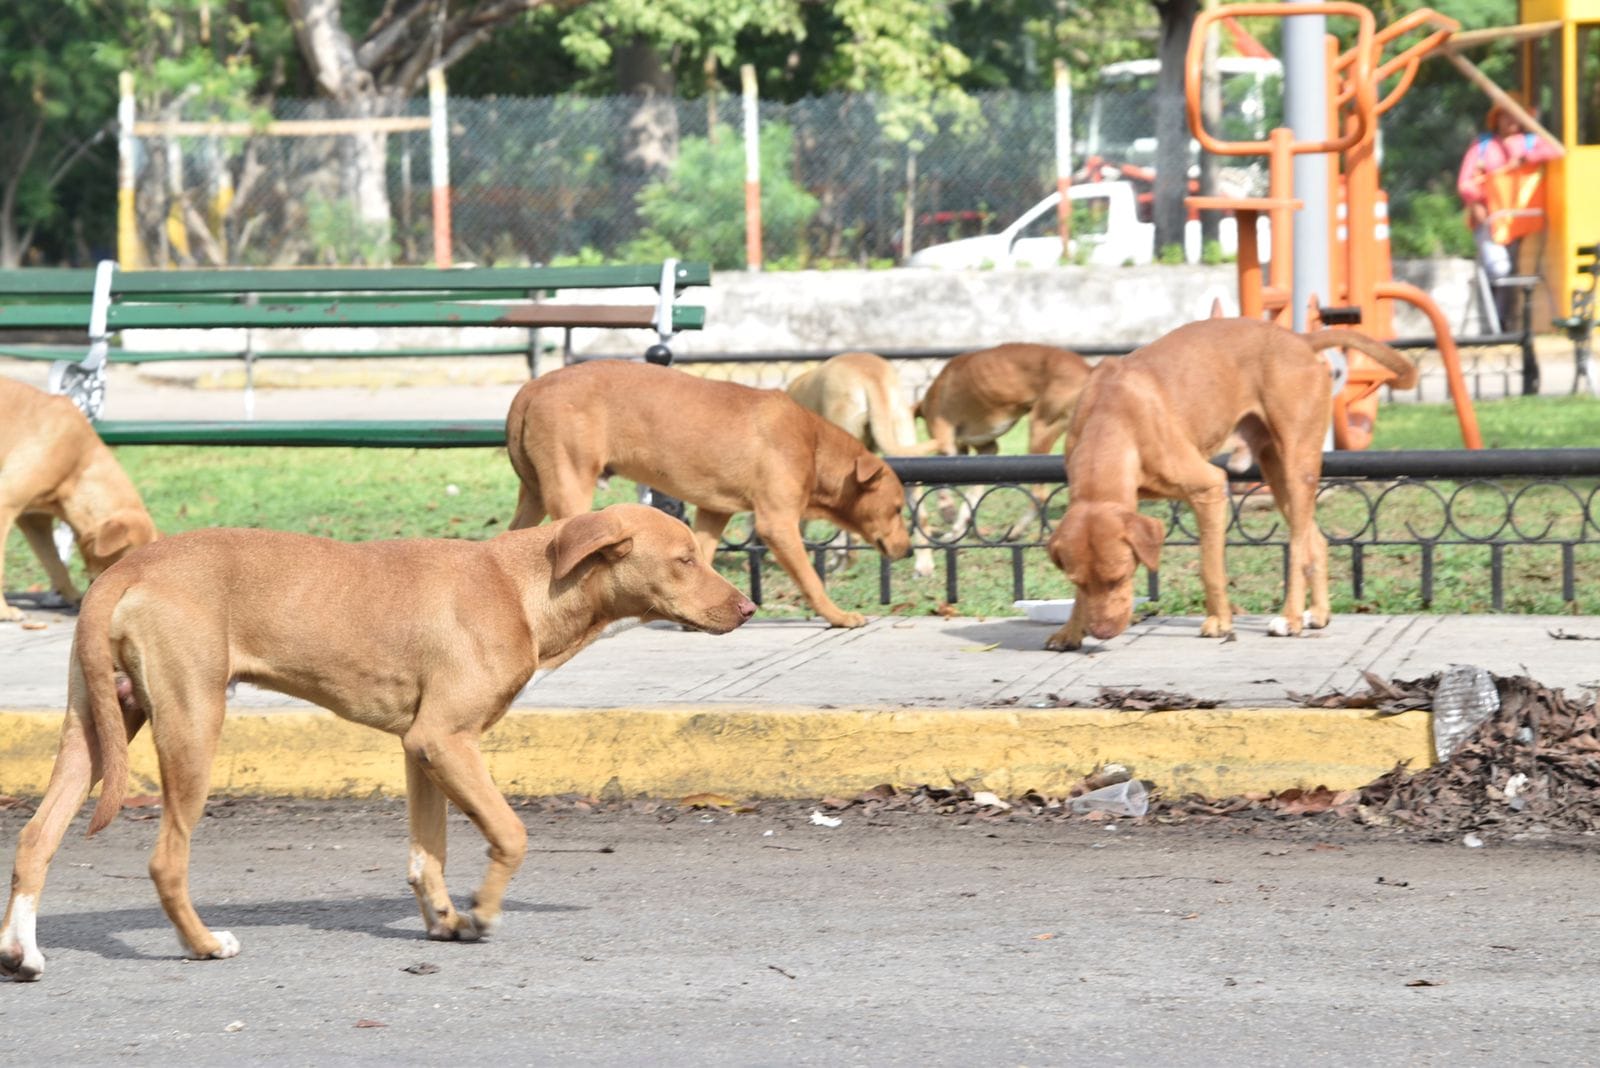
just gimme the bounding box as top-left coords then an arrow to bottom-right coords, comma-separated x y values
510,481 -> 547,530
0,669 -> 105,980
143,654 -> 237,961
402,724 -> 527,941
404,751 -> 463,940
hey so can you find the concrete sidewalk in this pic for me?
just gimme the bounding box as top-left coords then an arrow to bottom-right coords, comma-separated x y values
4,604 -> 1597,801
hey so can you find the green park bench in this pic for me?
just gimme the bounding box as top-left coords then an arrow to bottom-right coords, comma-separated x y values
0,260 -> 710,440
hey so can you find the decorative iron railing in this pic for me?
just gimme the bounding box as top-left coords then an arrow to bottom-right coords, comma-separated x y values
715,450 -> 1600,613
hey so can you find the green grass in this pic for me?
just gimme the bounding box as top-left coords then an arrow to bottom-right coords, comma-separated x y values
1368,394 -> 1600,450
5,395 -> 1597,620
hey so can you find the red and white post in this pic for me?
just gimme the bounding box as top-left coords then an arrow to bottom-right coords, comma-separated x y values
741,63 -> 763,271
428,66 -> 453,269
1054,58 -> 1073,255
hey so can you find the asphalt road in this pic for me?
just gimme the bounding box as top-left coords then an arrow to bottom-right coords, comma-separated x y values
1,798 -> 1595,1066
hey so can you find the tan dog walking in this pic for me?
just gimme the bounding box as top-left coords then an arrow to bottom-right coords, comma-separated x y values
1044,318 -> 1416,651
786,352 -> 938,577
785,352 -> 933,457
506,361 -> 912,628
0,377 -> 156,620
0,505 -> 755,980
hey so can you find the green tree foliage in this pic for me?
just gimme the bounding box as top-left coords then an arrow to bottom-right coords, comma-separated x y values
559,0 -> 980,148
0,0 -> 289,266
0,2 -> 114,265
624,123 -> 819,268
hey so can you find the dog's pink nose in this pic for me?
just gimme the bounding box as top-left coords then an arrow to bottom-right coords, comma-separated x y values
737,597 -> 757,620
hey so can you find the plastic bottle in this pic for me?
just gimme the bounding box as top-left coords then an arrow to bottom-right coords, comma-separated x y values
1431,664 -> 1499,761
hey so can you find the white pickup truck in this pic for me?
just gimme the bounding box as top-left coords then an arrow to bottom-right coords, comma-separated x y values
905,180 -> 1266,269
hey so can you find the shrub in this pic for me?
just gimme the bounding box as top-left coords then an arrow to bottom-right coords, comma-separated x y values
623,124 -> 819,270
1388,189 -> 1476,259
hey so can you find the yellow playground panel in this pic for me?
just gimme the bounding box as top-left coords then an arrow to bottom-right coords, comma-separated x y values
1517,1 -> 1600,319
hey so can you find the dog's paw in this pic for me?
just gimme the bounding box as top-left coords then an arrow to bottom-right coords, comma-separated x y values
185,930 -> 241,960
0,939 -> 45,982
0,604 -> 24,624
1200,616 -> 1234,639
1044,625 -> 1084,652
828,611 -> 867,629
427,912 -> 484,943
1304,610 -> 1329,631
1266,615 -> 1309,638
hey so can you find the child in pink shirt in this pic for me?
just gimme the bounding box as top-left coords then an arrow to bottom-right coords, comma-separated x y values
1458,99 -> 1562,331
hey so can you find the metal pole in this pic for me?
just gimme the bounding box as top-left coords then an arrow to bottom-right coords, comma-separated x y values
117,72 -> 142,268
1284,2 -> 1329,332
1054,59 -> 1073,254
741,64 -> 763,271
428,66 -> 452,269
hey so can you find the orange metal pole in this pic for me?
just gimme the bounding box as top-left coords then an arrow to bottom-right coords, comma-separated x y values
1376,280 -> 1484,449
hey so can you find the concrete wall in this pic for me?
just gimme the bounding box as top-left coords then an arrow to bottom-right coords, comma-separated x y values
123,259 -> 1484,359
680,259 -> 1483,355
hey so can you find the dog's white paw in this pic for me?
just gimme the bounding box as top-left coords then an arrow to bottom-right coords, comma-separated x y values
0,941 -> 45,981
1,895 -> 46,980
1267,615 -> 1291,637
427,911 -> 484,943
186,930 -> 241,960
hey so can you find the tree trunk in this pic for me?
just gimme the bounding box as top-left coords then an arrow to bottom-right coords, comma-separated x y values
1153,0 -> 1198,260
616,37 -> 679,176
0,114 -> 45,267
285,0 -> 393,261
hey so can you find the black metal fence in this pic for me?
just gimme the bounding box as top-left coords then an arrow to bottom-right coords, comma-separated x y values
718,450 -> 1600,614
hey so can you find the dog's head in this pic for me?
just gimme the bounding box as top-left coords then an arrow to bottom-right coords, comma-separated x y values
78,509 -> 158,578
834,453 -> 912,561
1047,501 -> 1163,641
550,504 -> 755,634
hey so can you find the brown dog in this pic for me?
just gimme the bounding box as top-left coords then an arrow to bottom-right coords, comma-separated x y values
0,376 -> 156,620
0,504 -> 755,980
506,361 -> 912,628
915,342 -> 1093,456
1043,318 -> 1416,651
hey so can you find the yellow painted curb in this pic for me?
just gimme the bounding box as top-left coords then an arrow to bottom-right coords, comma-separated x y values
0,706 -> 1433,801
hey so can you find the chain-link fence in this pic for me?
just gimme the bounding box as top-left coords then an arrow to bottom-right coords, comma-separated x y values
123,74 -> 1483,269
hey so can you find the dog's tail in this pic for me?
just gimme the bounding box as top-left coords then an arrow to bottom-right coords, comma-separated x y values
1302,328 -> 1419,390
81,576 -> 133,837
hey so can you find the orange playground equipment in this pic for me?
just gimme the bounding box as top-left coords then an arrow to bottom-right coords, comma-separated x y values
1184,3 -> 1485,450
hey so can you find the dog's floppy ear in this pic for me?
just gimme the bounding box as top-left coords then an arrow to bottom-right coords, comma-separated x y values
1124,511 -> 1165,573
84,511 -> 151,563
854,453 -> 886,485
551,510 -> 634,581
